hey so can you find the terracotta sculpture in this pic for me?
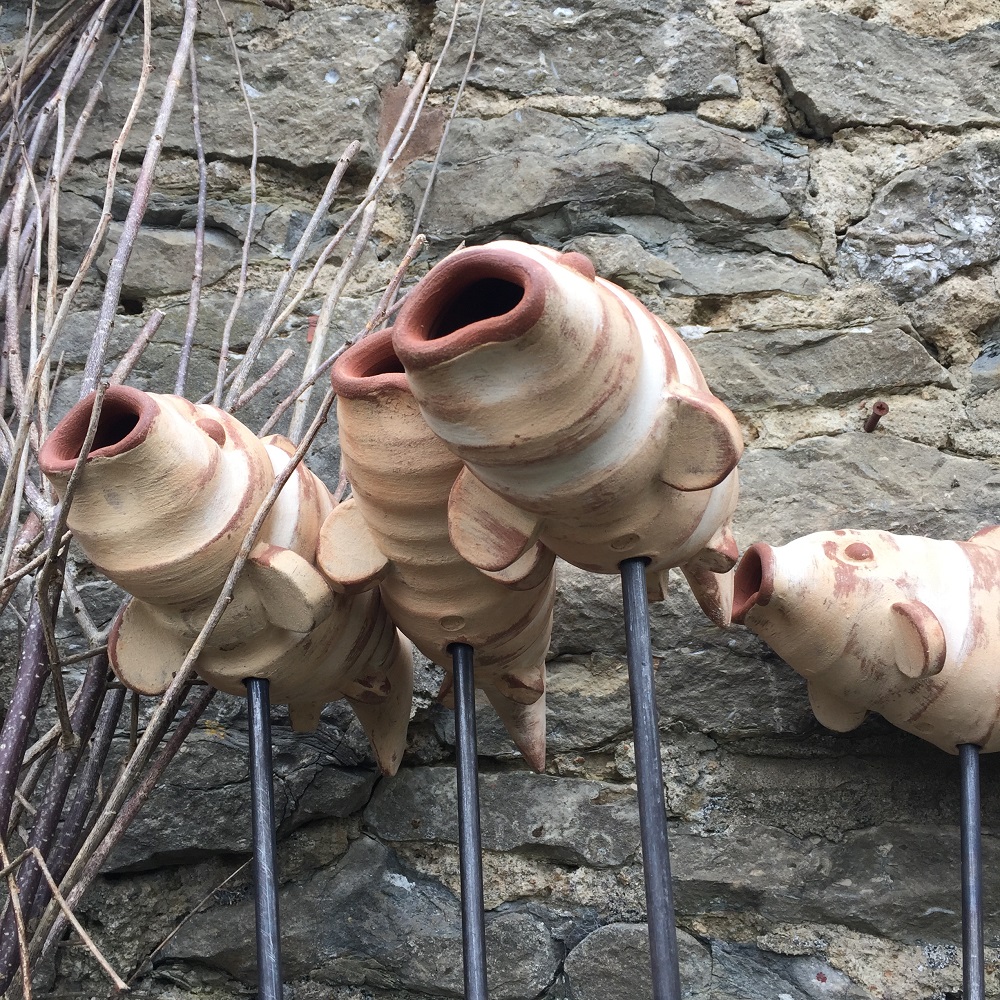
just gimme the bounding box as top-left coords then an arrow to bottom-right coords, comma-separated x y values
732,526 -> 1000,754
391,240 -> 743,624
317,330 -> 556,770
39,386 -> 413,773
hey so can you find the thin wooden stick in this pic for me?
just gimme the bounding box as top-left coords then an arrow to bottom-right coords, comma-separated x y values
211,0 -> 259,407
110,308 -> 164,385
287,200 -> 378,441
223,140 -> 360,408
232,348 -> 295,414
258,233 -> 425,436
175,41 -> 206,396
0,838 -> 32,1000
82,0 -> 198,394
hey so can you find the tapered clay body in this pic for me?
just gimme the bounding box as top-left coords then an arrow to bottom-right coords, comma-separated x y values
733,525 -> 1000,754
318,330 -> 556,770
39,387 -> 412,772
392,240 -> 742,624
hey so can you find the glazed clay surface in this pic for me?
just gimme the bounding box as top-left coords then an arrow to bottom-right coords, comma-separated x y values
392,240 -> 743,624
318,330 -> 556,770
39,387 -> 412,772
732,525 -> 1000,754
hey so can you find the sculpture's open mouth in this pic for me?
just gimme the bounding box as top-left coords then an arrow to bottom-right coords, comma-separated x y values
38,385 -> 153,474
392,248 -> 546,369
332,328 -> 408,397
732,543 -> 774,624
428,277 -> 525,339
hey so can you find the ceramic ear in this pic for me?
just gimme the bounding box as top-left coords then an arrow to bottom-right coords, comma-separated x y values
891,600 -> 947,679
317,498 -> 392,595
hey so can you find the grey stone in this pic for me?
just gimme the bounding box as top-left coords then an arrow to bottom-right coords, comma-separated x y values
710,941 -> 870,999
839,139 -> 1000,301
405,111 -> 811,250
165,836 -> 559,998
96,224 -> 242,298
643,116 -> 808,234
74,5 -> 413,170
755,11 -> 1000,136
563,923 -> 711,999
365,767 -> 641,867
690,322 -> 952,413
549,562 -> 816,742
406,109 -> 659,241
736,432 -> 1000,545
657,245 -> 827,297
430,0 -> 738,106
107,722 -> 377,871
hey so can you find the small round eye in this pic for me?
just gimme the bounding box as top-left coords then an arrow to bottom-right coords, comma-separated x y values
196,417 -> 226,447
844,542 -> 874,561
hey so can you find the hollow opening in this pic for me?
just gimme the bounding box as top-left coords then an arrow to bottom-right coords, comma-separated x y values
120,297 -> 145,315
362,352 -> 406,377
90,397 -> 141,454
429,278 -> 525,339
732,546 -> 764,622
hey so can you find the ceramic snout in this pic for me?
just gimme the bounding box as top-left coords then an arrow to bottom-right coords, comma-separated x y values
391,240 -> 742,625
732,525 -> 1000,754
317,330 -> 556,771
39,386 -> 413,773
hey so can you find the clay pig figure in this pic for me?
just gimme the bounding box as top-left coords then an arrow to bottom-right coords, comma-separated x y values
732,525 -> 1000,754
392,240 -> 743,624
318,329 -> 556,770
39,386 -> 413,773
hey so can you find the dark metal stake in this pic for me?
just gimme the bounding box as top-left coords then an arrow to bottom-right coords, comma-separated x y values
451,642 -> 489,1000
245,677 -> 283,1000
960,742 -> 985,1000
620,557 -> 683,1000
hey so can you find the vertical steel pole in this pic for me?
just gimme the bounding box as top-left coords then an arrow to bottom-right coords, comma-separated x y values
245,678 -> 283,1000
451,642 -> 489,1000
959,742 -> 985,1000
620,557 -> 683,1000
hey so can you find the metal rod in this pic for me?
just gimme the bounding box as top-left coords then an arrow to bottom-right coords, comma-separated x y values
960,742 -> 985,1000
245,678 -> 283,1000
620,557 -> 683,1000
451,642 -> 489,1000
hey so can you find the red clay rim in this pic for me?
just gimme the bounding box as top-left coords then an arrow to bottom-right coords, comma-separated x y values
393,248 -> 547,371
732,543 -> 774,624
38,385 -> 156,475
331,328 -> 409,398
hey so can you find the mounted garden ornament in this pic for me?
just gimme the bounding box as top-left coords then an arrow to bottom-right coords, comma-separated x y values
733,525 -> 1000,1000
317,329 -> 557,771
732,525 -> 1000,753
39,386 -> 413,774
391,240 -> 743,625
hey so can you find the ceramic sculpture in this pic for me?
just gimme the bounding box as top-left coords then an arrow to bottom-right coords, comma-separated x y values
391,240 -> 743,624
732,526 -> 1000,754
317,330 -> 557,771
39,386 -> 412,773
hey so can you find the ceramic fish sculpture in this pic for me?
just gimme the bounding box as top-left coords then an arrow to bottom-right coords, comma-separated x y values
391,240 -> 743,625
39,386 -> 412,773
732,525 -> 1000,754
317,329 -> 556,770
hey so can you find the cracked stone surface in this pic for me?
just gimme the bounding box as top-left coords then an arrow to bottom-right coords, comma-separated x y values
429,0 -> 740,104
755,10 -> 1000,136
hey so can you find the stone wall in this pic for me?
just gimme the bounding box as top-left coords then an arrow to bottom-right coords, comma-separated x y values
31,0 -> 1000,996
